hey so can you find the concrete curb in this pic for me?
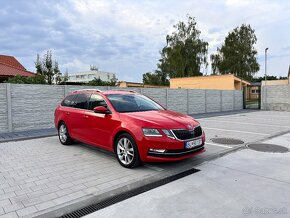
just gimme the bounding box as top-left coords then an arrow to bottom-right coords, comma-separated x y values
0,133 -> 57,143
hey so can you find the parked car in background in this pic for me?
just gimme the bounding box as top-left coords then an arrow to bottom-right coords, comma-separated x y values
54,89 -> 205,168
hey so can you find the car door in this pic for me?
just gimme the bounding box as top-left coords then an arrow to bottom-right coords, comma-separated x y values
69,93 -> 90,141
84,94 -> 120,149
60,94 -> 76,132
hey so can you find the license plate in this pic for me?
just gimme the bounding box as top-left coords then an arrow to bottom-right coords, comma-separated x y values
185,139 -> 202,149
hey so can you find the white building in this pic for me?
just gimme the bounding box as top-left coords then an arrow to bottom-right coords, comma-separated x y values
67,70 -> 116,83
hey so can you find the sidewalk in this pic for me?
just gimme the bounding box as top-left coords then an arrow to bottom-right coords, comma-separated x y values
87,133 -> 290,218
0,128 -> 57,143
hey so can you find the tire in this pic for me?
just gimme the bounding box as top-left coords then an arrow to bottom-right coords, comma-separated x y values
115,133 -> 141,168
58,122 -> 73,145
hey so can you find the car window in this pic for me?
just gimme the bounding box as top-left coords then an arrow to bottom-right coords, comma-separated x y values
61,95 -> 75,107
88,94 -> 108,110
107,94 -> 164,113
72,94 -> 89,109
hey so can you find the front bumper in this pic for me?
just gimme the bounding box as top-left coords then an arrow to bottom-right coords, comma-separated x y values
148,144 -> 204,158
138,132 -> 206,162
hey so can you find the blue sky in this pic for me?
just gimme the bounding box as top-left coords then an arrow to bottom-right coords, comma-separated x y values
1,0 -> 290,82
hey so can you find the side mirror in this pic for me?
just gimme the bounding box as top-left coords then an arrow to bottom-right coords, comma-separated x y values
93,106 -> 111,114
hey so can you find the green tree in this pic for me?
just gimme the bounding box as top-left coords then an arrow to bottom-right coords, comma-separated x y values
161,15 -> 208,78
251,75 -> 288,83
110,74 -> 118,86
88,75 -> 118,86
210,24 -> 260,80
35,50 -> 66,84
143,71 -> 169,86
54,62 -> 68,84
142,15 -> 208,85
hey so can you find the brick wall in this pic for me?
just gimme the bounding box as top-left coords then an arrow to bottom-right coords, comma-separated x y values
0,84 -> 243,133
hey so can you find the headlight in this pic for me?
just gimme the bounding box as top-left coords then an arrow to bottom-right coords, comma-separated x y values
162,129 -> 175,139
142,128 -> 162,136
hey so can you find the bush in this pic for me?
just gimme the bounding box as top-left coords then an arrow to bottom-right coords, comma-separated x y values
87,77 -> 117,86
5,75 -> 46,84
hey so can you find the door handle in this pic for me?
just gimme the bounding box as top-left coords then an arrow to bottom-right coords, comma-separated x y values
65,112 -> 70,115
83,115 -> 89,119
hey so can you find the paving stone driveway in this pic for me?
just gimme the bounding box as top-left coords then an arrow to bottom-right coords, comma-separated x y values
1,110 -> 290,218
0,137 -> 161,218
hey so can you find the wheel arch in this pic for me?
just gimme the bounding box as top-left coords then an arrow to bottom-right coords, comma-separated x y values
113,130 -> 135,152
57,120 -> 65,129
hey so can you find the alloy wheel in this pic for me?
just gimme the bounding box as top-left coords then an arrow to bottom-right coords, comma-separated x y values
59,124 -> 68,143
117,137 -> 135,165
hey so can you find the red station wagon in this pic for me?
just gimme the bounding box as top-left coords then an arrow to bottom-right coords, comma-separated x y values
54,89 -> 205,168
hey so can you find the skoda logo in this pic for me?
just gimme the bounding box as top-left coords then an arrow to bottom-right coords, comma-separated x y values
187,124 -> 193,130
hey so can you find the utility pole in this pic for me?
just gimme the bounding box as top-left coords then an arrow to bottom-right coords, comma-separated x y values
264,48 -> 269,110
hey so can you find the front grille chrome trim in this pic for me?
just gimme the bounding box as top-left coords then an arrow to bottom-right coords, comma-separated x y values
170,126 -> 202,141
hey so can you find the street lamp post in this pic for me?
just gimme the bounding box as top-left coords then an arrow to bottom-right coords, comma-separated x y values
265,48 -> 268,84
264,48 -> 269,110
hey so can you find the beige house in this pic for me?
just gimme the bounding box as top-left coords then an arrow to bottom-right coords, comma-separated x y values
170,74 -> 250,90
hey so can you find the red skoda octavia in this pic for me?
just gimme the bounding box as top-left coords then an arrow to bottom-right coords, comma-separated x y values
54,89 -> 205,168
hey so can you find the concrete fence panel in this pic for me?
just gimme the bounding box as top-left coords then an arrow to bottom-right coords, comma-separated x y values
188,89 -> 206,114
11,84 -> 64,131
206,90 -> 221,113
167,89 -> 188,114
141,88 -> 167,108
234,90 -> 243,110
222,90 -> 234,111
0,84 -> 8,132
261,85 -> 290,111
0,84 -> 243,133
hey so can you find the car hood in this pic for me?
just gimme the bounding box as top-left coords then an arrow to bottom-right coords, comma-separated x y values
121,110 -> 199,129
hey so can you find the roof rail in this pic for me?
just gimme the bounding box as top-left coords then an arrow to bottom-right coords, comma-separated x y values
112,89 -> 137,93
73,89 -> 102,93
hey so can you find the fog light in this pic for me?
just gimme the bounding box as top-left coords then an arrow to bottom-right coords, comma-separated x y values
149,149 -> 166,153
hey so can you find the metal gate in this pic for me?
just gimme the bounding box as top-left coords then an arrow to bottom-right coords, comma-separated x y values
243,85 -> 261,109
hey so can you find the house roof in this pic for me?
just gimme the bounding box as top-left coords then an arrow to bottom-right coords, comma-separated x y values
0,55 -> 26,70
0,55 -> 35,77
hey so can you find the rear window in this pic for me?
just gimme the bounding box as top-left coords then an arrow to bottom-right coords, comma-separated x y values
61,95 -> 75,107
72,94 -> 89,109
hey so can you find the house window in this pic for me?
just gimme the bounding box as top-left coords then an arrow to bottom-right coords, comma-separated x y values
251,89 -> 260,94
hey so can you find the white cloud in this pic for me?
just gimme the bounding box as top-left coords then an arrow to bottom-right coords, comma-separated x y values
1,0 -> 290,81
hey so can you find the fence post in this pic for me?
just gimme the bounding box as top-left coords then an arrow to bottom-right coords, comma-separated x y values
6,83 -> 12,132
220,90 -> 223,112
64,85 -> 68,96
187,89 -> 189,115
166,88 -> 168,109
233,91 -> 236,110
204,90 -> 207,113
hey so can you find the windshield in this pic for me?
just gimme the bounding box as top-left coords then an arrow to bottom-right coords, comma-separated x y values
106,94 -> 164,113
